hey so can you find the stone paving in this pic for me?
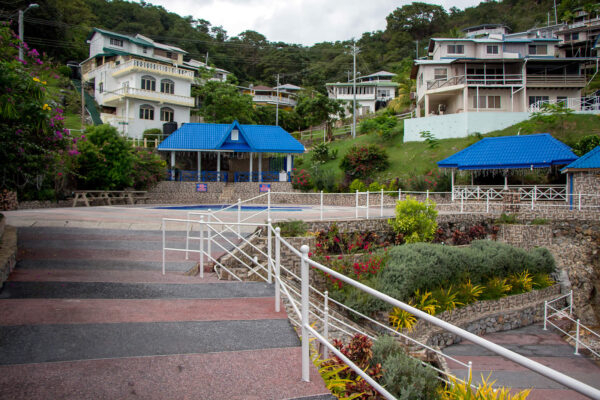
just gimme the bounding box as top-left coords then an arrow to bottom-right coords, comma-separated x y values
0,222 -> 333,400
444,324 -> 600,399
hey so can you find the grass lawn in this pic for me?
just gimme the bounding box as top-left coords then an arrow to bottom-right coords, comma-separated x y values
297,113 -> 600,188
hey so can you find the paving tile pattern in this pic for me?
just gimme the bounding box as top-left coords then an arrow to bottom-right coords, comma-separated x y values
0,226 -> 332,399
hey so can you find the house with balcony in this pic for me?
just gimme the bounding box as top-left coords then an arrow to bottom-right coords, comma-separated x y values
325,71 -> 398,116
555,14 -> 600,59
240,84 -> 300,110
405,31 -> 593,141
81,28 -> 198,138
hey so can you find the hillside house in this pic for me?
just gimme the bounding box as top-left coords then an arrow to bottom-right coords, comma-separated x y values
81,28 -> 229,138
325,71 -> 399,116
239,84 -> 300,110
405,29 -> 594,141
562,146 -> 600,208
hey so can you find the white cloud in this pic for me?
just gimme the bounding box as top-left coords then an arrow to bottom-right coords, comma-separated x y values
146,0 -> 484,45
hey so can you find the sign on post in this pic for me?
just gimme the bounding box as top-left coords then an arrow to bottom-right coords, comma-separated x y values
196,183 -> 207,192
259,184 -> 271,193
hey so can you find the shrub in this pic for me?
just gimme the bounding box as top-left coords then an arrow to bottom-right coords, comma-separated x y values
572,134 -> 600,156
508,270 -> 533,294
532,273 -> 554,289
349,179 -> 367,193
131,148 -> 166,190
311,167 -> 337,192
530,218 -> 548,225
413,289 -> 437,315
389,307 -> 417,332
291,168 -> 312,191
442,371 -> 531,400
456,280 -> 484,305
368,181 -> 382,192
481,277 -> 512,300
372,336 -> 441,400
311,143 -> 336,164
496,213 -> 518,224
273,220 -> 307,237
432,286 -> 463,313
376,241 -> 555,304
419,130 -> 439,149
340,144 -> 389,180
388,196 -> 438,243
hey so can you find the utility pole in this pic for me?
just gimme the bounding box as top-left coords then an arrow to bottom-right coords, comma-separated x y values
80,78 -> 85,130
18,3 -> 39,60
275,73 -> 280,126
554,0 -> 558,24
205,52 -> 209,65
416,40 -> 419,59
351,40 -> 360,139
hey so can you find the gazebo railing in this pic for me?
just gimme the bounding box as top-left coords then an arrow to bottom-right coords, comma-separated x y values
234,171 -> 289,183
166,170 -> 229,182
454,185 -> 567,201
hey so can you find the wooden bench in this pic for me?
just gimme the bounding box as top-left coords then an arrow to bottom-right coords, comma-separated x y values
72,191 -> 148,207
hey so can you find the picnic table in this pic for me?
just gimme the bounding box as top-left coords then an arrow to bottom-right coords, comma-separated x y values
72,190 -> 149,207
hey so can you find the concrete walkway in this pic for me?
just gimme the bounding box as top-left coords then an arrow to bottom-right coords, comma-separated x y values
444,324 -> 600,399
0,225 -> 332,399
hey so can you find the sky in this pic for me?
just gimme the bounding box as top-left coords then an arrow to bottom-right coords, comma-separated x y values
146,0 -> 484,46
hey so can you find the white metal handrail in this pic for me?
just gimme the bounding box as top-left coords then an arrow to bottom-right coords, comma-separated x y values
544,290 -> 600,359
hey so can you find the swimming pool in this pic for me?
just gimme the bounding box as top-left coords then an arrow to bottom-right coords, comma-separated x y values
153,204 -> 305,212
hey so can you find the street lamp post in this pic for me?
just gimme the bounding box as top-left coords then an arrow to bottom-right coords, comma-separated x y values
18,3 -> 39,60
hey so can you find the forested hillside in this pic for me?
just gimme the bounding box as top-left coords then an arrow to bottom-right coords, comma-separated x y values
0,0 -> 590,89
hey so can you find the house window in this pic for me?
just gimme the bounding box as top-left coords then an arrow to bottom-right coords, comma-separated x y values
160,79 -> 174,94
418,73 -> 423,87
141,75 -> 156,91
487,45 -> 499,54
109,38 -> 123,47
166,51 -> 173,59
528,95 -> 549,106
473,96 -> 487,108
98,82 -> 103,93
434,68 -> 447,80
231,129 -> 239,141
160,107 -> 174,122
572,33 -> 579,40
564,34 -> 571,41
528,45 -> 547,55
447,44 -> 464,54
487,96 -> 501,108
142,46 -> 148,54
139,104 -> 154,120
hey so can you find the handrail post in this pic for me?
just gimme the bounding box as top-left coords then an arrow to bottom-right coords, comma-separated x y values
267,218 -> 273,284
320,190 -> 324,221
398,188 -> 401,201
486,191 -> 490,213
426,189 -> 429,200
185,218 -> 190,260
207,209 -> 212,264
267,190 -> 271,222
366,190 -> 369,220
355,190 -> 359,219
323,290 -> 329,359
543,300 -> 548,330
578,192 -> 582,211
300,244 -> 310,382
569,290 -> 573,315
275,227 -> 281,312
380,188 -> 384,217
467,360 -> 472,379
237,198 -> 241,235
460,192 -> 464,213
532,185 -> 537,210
199,216 -> 204,279
161,220 -> 166,275
575,319 -> 580,355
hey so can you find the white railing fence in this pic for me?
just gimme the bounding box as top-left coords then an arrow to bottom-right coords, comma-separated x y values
529,95 -> 600,113
160,215 -> 600,399
544,290 -> 600,359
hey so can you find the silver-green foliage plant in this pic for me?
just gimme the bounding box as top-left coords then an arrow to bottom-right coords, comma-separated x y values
389,195 -> 438,243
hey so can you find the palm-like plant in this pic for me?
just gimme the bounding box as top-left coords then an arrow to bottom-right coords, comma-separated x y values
412,289 -> 438,315
457,279 -> 485,304
432,286 -> 463,313
389,307 -> 417,332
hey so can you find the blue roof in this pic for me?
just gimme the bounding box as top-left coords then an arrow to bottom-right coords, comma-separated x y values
158,121 -> 305,154
438,133 -> 577,170
562,146 -> 600,171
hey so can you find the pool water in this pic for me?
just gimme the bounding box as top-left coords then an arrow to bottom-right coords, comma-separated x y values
153,204 -> 305,212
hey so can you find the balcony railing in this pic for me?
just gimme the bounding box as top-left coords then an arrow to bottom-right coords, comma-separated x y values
526,75 -> 586,87
529,95 -> 600,112
103,86 -> 195,107
112,59 -> 195,79
427,73 -> 586,91
252,95 -> 297,106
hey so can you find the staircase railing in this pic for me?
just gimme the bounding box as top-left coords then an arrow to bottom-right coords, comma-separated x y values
161,215 -> 600,399
544,290 -> 600,358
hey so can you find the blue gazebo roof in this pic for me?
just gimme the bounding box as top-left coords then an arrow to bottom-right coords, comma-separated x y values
562,146 -> 600,172
158,121 -> 305,153
437,133 -> 578,171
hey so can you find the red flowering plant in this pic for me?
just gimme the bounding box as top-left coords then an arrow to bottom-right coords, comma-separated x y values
291,168 -> 312,191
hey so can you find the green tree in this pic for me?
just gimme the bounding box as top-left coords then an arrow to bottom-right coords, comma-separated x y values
76,125 -> 134,189
0,25 -> 75,198
295,90 -> 345,141
192,79 -> 256,124
385,2 -> 448,40
572,135 -> 600,156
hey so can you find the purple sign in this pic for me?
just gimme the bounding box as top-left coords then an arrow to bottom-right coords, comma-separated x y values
259,184 -> 271,193
196,183 -> 207,192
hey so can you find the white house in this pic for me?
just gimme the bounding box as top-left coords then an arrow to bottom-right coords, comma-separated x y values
81,28 -> 198,138
325,71 -> 398,116
405,29 -> 594,141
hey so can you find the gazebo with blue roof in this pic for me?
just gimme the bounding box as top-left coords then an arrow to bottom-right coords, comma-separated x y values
158,121 -> 305,182
562,146 -> 600,208
438,133 -> 578,200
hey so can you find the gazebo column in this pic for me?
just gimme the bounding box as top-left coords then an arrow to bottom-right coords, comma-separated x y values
258,154 -> 262,182
286,154 -> 292,183
217,152 -> 221,182
170,151 -> 175,181
249,152 -> 253,182
197,151 -> 201,181
504,175 -> 508,190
